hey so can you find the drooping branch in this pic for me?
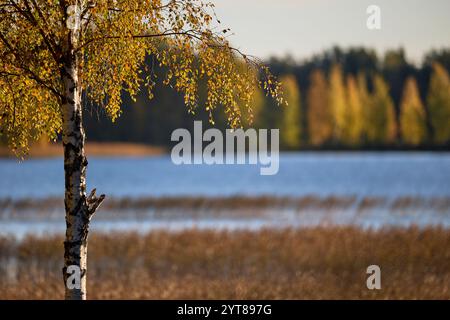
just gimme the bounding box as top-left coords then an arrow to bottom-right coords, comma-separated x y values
74,29 -> 198,53
74,28 -> 257,64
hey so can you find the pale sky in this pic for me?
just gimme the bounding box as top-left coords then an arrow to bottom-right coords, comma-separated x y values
212,0 -> 450,64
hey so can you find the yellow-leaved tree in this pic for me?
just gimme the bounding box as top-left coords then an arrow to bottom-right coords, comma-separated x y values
427,62 -> 450,144
329,65 -> 349,143
365,75 -> 396,145
279,74 -> 301,149
400,77 -> 427,145
307,69 -> 332,145
346,75 -> 364,146
0,0 -> 283,300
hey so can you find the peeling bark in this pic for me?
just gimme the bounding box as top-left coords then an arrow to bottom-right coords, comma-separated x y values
61,52 -> 104,300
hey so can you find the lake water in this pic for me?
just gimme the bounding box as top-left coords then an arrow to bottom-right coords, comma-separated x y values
0,152 -> 449,199
1,152 -> 449,237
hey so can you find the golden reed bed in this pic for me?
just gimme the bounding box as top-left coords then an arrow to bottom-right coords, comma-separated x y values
1,227 -> 449,299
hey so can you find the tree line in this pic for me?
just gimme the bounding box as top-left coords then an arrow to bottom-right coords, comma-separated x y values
83,47 -> 450,150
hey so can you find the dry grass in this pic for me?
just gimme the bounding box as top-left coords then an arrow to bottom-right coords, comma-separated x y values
1,227 -> 449,299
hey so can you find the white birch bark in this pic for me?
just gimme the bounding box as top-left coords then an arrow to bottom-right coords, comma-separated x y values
61,5 -> 104,300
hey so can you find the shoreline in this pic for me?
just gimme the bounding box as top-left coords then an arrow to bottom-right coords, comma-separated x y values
1,142 -> 449,159
1,194 -> 449,210
0,142 -> 166,158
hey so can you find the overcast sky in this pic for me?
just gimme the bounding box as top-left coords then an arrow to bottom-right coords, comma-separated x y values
212,0 -> 450,63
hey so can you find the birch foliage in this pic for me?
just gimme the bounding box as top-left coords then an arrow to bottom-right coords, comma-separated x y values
0,0 -> 283,155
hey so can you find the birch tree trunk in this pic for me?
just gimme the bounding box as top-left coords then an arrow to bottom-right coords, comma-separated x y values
60,37 -> 104,300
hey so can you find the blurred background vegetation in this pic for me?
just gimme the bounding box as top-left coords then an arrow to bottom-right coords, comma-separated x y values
82,46 -> 450,150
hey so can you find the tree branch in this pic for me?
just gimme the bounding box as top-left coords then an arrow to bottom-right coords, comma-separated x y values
86,188 -> 105,220
74,29 -> 196,52
8,0 -> 61,62
0,27 -> 63,97
73,29 -> 255,64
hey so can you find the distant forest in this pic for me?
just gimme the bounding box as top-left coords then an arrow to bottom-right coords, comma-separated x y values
84,47 -> 450,150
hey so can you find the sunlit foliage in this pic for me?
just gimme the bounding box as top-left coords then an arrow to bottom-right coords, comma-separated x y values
346,75 -> 364,145
279,74 -> 301,149
365,75 -> 396,144
427,63 -> 450,144
329,65 -> 350,143
400,77 -> 427,145
307,69 -> 332,145
0,0 -> 283,155
240,80 -> 265,128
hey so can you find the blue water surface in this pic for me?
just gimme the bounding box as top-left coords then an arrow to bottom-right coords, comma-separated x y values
0,152 -> 449,199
